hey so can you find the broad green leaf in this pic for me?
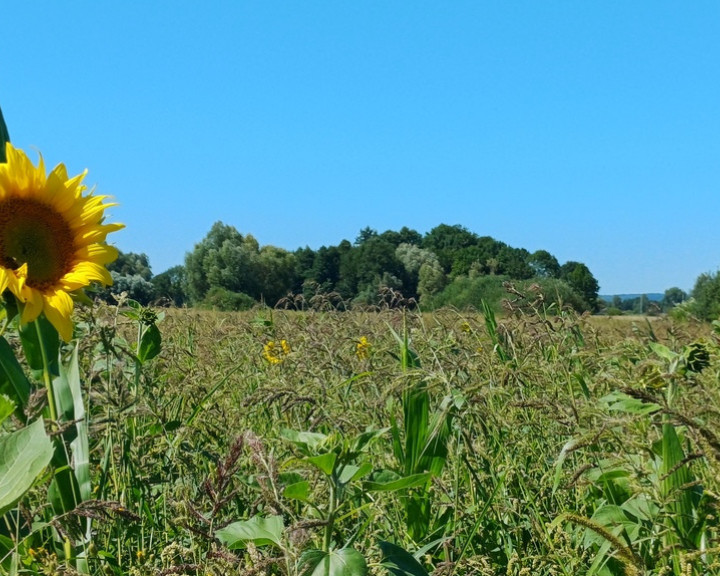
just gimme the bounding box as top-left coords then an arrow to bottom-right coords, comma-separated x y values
365,472 -> 431,492
338,462 -> 372,484
216,514 -> 284,549
0,418 -> 53,515
378,541 -> 429,576
283,480 -> 310,501
621,495 -> 659,523
0,395 -> 15,426
661,422 -> 700,543
19,315 -> 59,378
281,429 -> 328,455
600,391 -> 661,415
300,547 -> 367,576
0,336 -> 31,415
306,452 -> 338,476
649,342 -> 678,362
403,382 -> 430,477
350,427 -> 388,453
138,323 -> 162,363
63,346 -> 91,502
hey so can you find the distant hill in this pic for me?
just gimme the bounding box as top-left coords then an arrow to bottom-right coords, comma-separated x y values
600,293 -> 664,303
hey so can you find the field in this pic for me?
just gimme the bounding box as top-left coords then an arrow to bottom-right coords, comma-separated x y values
3,294 -> 720,576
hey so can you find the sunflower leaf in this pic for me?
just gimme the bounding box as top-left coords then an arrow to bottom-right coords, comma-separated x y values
0,418 -> 53,516
0,105 -> 9,163
0,336 -> 31,418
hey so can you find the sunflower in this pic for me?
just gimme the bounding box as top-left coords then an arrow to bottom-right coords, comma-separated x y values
0,143 -> 123,341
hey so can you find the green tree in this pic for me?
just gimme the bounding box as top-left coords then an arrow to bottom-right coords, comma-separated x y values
355,226 -> 378,245
185,222 -> 261,303
257,246 -> 297,304
662,287 -> 687,311
352,235 -> 409,302
497,246 -> 533,279
151,265 -> 187,306
418,259 -> 446,302
528,250 -> 561,279
691,271 -> 720,321
108,251 -> 152,281
96,250 -> 155,304
293,246 -> 316,292
422,224 -> 479,274
560,261 -> 600,312
378,227 -> 423,247
396,243 -> 446,300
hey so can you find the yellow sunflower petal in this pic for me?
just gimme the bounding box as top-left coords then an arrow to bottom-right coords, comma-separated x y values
62,262 -> 114,287
43,290 -> 74,342
20,287 -> 44,323
0,269 -> 8,295
74,243 -> 119,265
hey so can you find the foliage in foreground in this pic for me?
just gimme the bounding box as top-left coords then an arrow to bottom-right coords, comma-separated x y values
2,286 -> 720,575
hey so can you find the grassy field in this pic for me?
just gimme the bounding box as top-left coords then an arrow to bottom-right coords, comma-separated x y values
4,293 -> 720,575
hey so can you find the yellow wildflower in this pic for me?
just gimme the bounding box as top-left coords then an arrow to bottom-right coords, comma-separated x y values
263,339 -> 290,364
356,336 -> 371,360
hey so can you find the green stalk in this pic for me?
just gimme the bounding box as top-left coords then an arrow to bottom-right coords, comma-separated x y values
324,480 -> 338,553
34,320 -> 58,422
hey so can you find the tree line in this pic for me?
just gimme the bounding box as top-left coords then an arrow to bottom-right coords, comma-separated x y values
98,222 -> 605,313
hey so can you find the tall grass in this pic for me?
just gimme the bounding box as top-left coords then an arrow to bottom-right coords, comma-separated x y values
2,287 -> 719,575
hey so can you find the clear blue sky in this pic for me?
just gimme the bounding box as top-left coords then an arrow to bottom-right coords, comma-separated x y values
2,2 -> 718,294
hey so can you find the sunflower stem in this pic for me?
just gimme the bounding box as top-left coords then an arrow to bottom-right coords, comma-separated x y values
34,318 -> 58,423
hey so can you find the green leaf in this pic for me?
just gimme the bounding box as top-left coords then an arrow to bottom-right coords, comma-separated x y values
281,429 -> 329,455
0,395 -> 15,426
350,427 -> 388,453
600,391 -> 661,415
300,547 -> 367,576
306,452 -> 338,476
0,336 -> 31,416
661,422 -> 700,543
365,472 -> 431,492
0,105 -> 9,163
63,346 -> 91,502
378,541 -> 429,576
138,323 -> 162,363
216,514 -> 284,549
19,315 -> 60,378
338,462 -> 372,484
649,342 -> 678,362
283,480 -> 310,501
0,418 -> 53,515
48,463 -> 82,516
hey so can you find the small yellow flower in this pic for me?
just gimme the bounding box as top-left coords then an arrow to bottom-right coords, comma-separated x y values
460,322 -> 471,333
0,143 -> 123,340
263,339 -> 290,364
356,336 -> 371,360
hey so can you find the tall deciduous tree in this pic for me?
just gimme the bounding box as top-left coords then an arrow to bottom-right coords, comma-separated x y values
691,272 -> 720,320
152,265 -> 187,306
528,250 -> 561,279
185,221 -> 261,303
560,261 -> 600,312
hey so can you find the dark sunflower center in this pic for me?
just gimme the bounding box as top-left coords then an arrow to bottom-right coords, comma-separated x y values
0,198 -> 75,289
